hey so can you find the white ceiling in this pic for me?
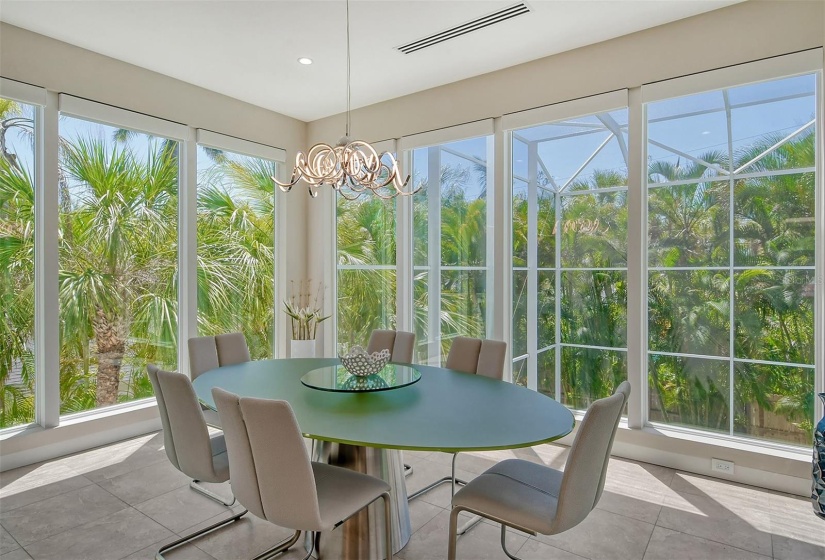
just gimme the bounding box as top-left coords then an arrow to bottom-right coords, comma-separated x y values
0,0 -> 742,122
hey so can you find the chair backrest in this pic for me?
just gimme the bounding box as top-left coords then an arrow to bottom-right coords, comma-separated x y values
445,337 -> 506,380
213,388 -> 324,530
147,365 -> 216,481
188,336 -> 219,380
215,332 -> 251,366
476,340 -> 507,380
445,337 -> 483,374
551,381 -> 631,534
367,329 -> 416,363
212,387 -> 266,519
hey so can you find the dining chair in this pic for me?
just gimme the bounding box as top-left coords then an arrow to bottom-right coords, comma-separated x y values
212,387 -> 394,560
367,329 -> 416,363
447,381 -> 631,560
409,337 -> 507,500
147,365 -> 242,559
188,332 -> 251,427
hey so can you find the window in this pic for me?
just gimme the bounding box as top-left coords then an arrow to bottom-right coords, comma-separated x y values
336,175 -> 397,350
645,73 -> 817,445
412,135 -> 494,365
57,115 -> 179,415
0,97 -> 37,428
196,145 -> 278,359
511,107 -> 629,410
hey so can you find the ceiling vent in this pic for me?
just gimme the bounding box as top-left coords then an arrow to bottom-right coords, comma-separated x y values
396,2 -> 531,55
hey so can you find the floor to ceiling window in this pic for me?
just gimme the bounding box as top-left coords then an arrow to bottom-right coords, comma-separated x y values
510,101 -> 629,410
411,134 -> 494,365
57,111 -> 180,416
645,72 -> 818,446
0,96 -> 37,428
196,138 -> 279,359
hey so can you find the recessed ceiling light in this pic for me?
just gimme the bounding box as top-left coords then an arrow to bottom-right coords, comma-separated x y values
298,57 -> 313,65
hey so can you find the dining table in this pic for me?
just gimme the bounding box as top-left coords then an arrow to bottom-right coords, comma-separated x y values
193,357 -> 575,559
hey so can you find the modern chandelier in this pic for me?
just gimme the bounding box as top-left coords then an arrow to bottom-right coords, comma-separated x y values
273,0 -> 417,200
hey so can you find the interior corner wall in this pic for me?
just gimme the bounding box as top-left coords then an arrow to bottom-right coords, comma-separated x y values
0,22 -> 310,470
305,0 -> 824,494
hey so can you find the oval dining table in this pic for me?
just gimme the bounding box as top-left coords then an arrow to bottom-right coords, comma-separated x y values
193,357 -> 575,559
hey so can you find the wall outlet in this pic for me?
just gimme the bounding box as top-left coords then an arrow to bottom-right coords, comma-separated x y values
711,458 -> 734,474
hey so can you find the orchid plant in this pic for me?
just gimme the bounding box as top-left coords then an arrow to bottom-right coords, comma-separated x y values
284,280 -> 330,340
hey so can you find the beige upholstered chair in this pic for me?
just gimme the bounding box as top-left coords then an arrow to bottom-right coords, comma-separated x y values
213,388 -> 394,560
187,333 -> 251,427
147,365 -> 241,559
411,337 -> 508,500
367,329 -> 416,364
447,381 -> 631,560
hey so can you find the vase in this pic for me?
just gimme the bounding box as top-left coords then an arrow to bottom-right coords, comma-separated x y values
813,392 -> 825,520
291,339 -> 316,359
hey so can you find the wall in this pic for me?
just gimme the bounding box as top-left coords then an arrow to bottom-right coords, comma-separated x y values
0,22 -> 309,470
306,0 -> 824,496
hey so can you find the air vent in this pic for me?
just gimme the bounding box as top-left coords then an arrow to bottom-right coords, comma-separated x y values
397,2 -> 531,55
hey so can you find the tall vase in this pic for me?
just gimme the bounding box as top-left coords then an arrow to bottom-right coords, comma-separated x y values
813,392 -> 825,520
291,339 -> 316,359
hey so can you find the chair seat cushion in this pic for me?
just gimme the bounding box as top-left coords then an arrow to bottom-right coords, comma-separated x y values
312,462 -> 390,531
202,406 -> 222,429
209,433 -> 230,481
452,459 -> 563,534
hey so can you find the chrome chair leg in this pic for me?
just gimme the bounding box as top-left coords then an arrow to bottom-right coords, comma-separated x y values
190,479 -> 236,506
253,529 -> 303,560
156,509 -> 248,560
500,524 -> 522,560
382,491 -> 393,559
457,514 -> 484,535
408,453 -> 467,500
404,463 -> 413,477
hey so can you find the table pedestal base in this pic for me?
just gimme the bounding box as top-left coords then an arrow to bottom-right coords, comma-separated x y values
311,442 -> 411,559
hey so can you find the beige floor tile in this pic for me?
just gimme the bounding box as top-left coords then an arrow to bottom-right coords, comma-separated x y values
535,508 -> 655,560
98,460 -> 190,506
0,548 -> 31,560
121,535 -> 217,560
0,484 -> 128,546
408,499 -> 444,534
0,463 -> 93,512
643,526 -> 771,560
134,485 -> 235,534
767,492 -> 825,559
0,526 -> 20,555
513,538 -> 588,560
23,507 -> 173,560
397,510 -> 528,560
53,433 -> 167,484
595,488 -> 664,525
657,492 -> 772,556
405,458 -> 476,509
187,514 -> 298,560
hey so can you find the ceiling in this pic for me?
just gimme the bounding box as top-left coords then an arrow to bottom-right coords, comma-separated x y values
0,0 -> 742,122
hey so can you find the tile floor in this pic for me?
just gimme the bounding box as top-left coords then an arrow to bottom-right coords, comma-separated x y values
0,432 -> 823,560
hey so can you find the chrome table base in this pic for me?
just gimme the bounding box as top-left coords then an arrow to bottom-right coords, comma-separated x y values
312,441 -> 412,559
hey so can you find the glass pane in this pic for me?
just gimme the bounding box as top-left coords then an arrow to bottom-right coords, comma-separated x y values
734,269 -> 814,364
537,271 -> 555,350
441,270 -> 486,341
337,195 -> 396,266
512,270 -> 527,358
512,357 -> 527,388
648,354 -> 729,433
561,347 -> 627,410
734,173 -> 815,267
560,191 -> 627,267
537,349 -> 555,399
440,149 -> 487,267
648,181 -> 729,267
413,269 -> 430,364
561,271 -> 627,348
512,181 -> 528,267
733,362 -> 814,445
0,98 -> 36,428
58,116 -> 178,415
196,146 -> 276,360
648,270 -> 729,357
337,270 -> 396,350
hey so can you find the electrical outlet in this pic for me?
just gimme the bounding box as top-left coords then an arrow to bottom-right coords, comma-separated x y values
712,458 -> 734,474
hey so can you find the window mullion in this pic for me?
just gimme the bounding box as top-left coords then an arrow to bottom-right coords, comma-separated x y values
427,146 -> 442,365
526,140 -> 538,391
179,131 -> 197,376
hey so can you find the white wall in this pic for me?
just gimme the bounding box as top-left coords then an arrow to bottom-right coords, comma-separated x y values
0,22 -> 310,470
306,0 -> 825,496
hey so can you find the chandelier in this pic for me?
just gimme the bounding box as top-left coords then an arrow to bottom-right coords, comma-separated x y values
273,0 -> 417,200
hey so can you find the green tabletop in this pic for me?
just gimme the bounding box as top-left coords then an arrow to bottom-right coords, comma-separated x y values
193,358 -> 574,453
301,364 -> 421,393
